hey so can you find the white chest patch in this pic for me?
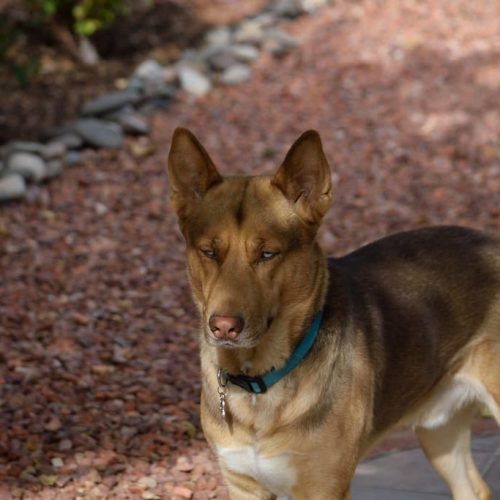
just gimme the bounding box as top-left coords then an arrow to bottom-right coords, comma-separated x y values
217,445 -> 296,497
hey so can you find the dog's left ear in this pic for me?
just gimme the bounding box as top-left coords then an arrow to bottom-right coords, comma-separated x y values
272,130 -> 333,225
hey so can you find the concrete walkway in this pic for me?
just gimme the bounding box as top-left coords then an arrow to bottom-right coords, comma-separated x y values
352,435 -> 500,499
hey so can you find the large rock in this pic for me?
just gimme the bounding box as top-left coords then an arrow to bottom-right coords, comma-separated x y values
81,89 -> 141,116
221,64 -> 252,85
0,174 -> 27,201
6,152 -> 47,181
73,119 -> 124,149
178,66 -> 212,97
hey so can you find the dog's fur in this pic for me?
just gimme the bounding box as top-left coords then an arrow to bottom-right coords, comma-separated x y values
168,127 -> 500,500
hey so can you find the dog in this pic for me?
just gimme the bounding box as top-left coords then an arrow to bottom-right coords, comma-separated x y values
168,127 -> 500,500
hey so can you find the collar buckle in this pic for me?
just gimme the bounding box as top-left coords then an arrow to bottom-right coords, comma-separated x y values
226,373 -> 268,394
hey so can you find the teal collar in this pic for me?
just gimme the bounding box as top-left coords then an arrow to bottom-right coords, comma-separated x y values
218,311 -> 323,394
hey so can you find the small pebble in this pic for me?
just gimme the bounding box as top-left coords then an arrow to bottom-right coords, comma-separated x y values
138,476 -> 157,489
51,457 -> 64,468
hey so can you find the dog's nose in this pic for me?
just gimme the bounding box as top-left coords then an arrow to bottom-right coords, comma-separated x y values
209,315 -> 244,340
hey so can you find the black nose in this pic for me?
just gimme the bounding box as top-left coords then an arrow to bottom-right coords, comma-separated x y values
209,315 -> 245,340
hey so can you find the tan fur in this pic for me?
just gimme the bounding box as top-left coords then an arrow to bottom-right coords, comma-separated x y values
168,127 -> 500,500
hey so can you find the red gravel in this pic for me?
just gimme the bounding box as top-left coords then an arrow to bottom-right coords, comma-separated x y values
1,1 -> 499,498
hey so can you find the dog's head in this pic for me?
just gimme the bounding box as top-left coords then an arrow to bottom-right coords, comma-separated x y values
168,128 -> 332,349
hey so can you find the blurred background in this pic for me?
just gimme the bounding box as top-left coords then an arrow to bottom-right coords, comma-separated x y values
0,0 -> 499,498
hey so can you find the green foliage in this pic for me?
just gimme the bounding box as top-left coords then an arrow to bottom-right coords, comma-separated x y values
1,0 -> 130,83
0,13 -> 39,84
73,0 -> 126,37
28,0 -> 127,37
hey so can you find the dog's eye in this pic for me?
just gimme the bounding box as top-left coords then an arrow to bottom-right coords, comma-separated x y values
201,249 -> 216,259
260,251 -> 278,261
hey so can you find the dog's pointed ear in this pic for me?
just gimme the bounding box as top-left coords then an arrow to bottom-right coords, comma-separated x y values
272,130 -> 333,225
168,127 -> 222,219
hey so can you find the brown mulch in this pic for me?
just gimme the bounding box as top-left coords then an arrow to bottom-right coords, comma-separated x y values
1,0 -> 500,498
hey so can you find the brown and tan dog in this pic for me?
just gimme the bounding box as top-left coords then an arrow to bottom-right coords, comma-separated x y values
168,127 -> 500,500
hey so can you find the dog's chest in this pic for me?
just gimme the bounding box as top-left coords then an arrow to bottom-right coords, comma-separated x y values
217,444 -> 296,497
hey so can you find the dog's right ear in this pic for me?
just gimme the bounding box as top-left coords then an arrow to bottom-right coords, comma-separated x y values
167,127 -> 222,220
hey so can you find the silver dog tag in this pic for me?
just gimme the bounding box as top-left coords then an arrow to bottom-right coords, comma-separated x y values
217,368 -> 228,420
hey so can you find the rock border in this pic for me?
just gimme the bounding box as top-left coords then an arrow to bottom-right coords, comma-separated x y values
0,0 -> 330,202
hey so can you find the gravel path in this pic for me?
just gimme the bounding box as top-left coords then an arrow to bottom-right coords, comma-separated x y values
1,1 -> 499,498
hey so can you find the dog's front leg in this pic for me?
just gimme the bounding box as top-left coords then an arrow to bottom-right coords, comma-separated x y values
290,463 -> 355,500
221,467 -> 276,500
291,485 -> 351,500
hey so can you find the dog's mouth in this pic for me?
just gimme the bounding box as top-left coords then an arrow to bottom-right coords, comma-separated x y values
206,334 -> 257,349
207,337 -> 244,349
205,316 -> 275,349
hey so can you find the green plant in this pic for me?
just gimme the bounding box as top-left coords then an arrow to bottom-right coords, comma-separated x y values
28,0 -> 127,37
1,1 -> 130,82
0,13 -> 39,84
73,0 -> 126,36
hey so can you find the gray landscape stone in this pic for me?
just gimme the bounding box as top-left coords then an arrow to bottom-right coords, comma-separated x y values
206,48 -> 238,71
178,66 -> 212,97
126,76 -> 145,93
118,113 -> 150,135
142,81 -> 176,99
230,44 -> 260,62
73,119 -> 124,149
271,0 -> 305,18
205,26 -> 232,47
251,13 -> 278,28
221,63 -> 252,85
264,28 -> 299,55
81,89 -> 141,116
6,141 -> 45,155
45,159 -> 64,179
42,141 -> 67,160
180,49 -> 205,66
137,97 -> 170,115
52,132 -> 84,150
234,20 -> 265,45
7,152 -> 47,181
0,174 -> 27,201
302,0 -> 330,12
134,59 -> 164,82
78,36 -> 99,65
